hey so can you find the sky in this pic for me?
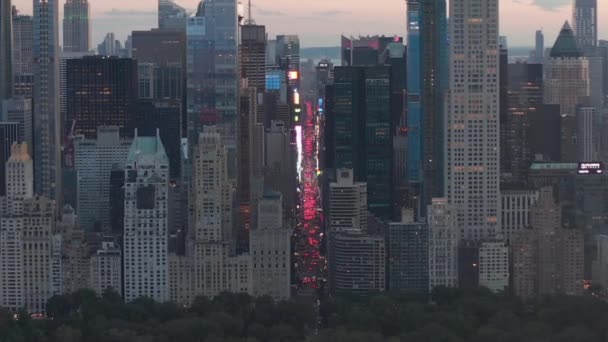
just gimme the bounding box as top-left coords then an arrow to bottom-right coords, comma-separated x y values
10,0 -> 605,48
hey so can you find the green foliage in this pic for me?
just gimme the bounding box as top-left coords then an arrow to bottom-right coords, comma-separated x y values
2,287 -> 608,341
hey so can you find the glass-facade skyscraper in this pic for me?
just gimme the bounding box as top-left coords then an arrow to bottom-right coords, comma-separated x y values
0,0 -> 12,100
187,0 -> 238,172
330,66 -> 393,220
406,0 -> 448,217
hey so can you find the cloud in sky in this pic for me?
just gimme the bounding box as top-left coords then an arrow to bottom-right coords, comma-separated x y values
512,0 -> 571,11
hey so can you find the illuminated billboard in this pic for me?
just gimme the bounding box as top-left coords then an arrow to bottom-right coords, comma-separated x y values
266,73 -> 281,90
288,71 -> 299,80
578,162 -> 604,175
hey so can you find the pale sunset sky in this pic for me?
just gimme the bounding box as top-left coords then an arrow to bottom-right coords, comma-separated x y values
10,0 -> 604,47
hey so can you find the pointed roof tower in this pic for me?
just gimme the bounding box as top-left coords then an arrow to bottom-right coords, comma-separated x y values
550,21 -> 583,58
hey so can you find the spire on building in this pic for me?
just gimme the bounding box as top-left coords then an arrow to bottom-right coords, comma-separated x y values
550,21 -> 582,58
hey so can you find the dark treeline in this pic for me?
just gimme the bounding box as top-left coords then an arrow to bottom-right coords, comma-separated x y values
2,287 -> 608,342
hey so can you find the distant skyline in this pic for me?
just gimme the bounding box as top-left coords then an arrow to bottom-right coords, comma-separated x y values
11,0 -> 606,48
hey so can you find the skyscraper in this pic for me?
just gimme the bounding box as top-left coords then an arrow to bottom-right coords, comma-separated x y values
12,9 -> 33,77
544,22 -> 590,162
66,56 -> 137,139
0,144 -> 59,313
573,0 -> 597,49
535,30 -> 544,62
187,1 -> 239,169
63,0 -> 90,53
12,8 -> 34,99
0,0 -> 13,100
74,126 -> 131,230
504,62 -> 543,183
200,0 -> 239,149
406,0 -> 448,216
240,24 -> 267,93
123,131 -> 170,302
446,0 -> 500,241
33,0 -> 62,203
158,0 -> 188,31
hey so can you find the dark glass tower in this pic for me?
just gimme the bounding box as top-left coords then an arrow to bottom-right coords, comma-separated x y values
329,66 -> 393,220
406,0 -> 448,217
0,0 -> 12,100
66,56 -> 137,139
365,66 -> 393,219
135,99 -> 182,179
504,63 -> 543,184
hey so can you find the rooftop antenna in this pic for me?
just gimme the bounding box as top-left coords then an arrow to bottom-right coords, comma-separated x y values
246,0 -> 255,24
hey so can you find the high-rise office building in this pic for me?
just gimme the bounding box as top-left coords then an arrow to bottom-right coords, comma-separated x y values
0,122 -> 20,196
66,56 -> 137,139
186,16 -> 214,154
33,0 -> 62,203
329,169 -> 367,234
199,0 -> 239,149
329,66 -> 393,220
504,63 -> 543,183
158,0 -> 188,31
135,99 -> 182,179
2,98 -> 32,154
364,66 -> 393,219
535,29 -> 544,62
446,0 -> 500,241
74,126 -> 131,230
240,24 -> 267,93
544,22 -> 590,162
59,51 -> 94,130
189,131 -> 250,297
131,29 -> 186,102
406,0 -> 447,215
387,209 -> 428,292
236,84 -> 264,252
0,144 -> 59,313
264,120 -> 297,220
12,10 -> 33,77
275,35 -> 300,75
250,191 -> 291,300
427,198 -> 459,290
123,132 -> 170,302
0,0 -> 12,100
63,0 -> 90,53
576,104 -> 599,161
573,0 -> 597,49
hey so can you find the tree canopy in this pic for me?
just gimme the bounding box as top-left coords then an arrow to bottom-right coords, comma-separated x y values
3,287 -> 608,342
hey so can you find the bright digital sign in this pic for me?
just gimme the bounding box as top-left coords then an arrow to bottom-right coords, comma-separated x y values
288,71 -> 299,80
578,162 -> 604,175
265,73 -> 281,90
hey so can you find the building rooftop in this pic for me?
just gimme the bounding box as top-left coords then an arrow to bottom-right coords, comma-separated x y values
127,130 -> 168,163
550,21 -> 583,58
